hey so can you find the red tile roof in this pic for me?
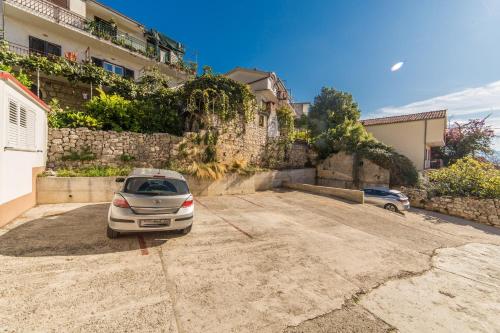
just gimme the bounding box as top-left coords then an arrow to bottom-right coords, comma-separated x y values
0,72 -> 49,111
361,110 -> 447,126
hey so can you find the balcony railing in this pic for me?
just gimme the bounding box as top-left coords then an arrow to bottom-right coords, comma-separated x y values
5,0 -> 86,30
5,0 -> 150,57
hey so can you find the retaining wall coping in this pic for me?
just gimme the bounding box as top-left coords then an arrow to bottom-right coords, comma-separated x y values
283,182 -> 365,204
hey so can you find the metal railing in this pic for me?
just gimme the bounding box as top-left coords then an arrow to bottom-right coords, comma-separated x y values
5,0 -> 149,56
5,0 -> 86,30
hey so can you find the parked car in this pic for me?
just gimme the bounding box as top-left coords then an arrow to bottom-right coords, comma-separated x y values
363,187 -> 410,213
107,168 -> 194,239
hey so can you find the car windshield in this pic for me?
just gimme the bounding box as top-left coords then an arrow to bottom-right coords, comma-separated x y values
124,177 -> 189,196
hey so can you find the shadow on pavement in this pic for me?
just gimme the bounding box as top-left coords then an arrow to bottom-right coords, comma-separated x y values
410,208 -> 500,236
0,203 -> 181,257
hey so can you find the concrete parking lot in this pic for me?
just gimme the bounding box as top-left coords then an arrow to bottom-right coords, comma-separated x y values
1,190 -> 499,333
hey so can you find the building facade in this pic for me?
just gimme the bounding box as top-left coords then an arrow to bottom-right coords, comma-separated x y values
292,102 -> 310,119
361,110 -> 447,171
0,0 -> 193,107
226,67 -> 292,139
0,71 -> 48,227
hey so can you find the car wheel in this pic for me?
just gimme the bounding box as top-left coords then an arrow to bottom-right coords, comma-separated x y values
181,225 -> 192,235
107,226 -> 120,239
384,204 -> 398,213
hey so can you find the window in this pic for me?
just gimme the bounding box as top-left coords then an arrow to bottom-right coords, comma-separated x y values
259,115 -> 266,127
6,98 -> 36,150
29,36 -> 61,57
93,58 -> 135,79
124,178 -> 189,196
103,61 -> 125,76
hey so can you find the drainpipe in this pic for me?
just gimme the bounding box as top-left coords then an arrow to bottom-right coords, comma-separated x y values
423,119 -> 428,170
0,0 -> 4,40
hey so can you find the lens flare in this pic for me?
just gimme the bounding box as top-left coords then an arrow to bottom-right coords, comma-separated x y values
391,62 -> 404,72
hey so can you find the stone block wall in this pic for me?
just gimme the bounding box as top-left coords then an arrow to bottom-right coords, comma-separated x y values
216,116 -> 268,166
317,152 -> 390,189
401,187 -> 500,228
39,77 -> 95,111
47,126 -> 315,170
47,128 -> 191,169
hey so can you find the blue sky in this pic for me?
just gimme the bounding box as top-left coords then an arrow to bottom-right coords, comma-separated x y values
101,0 -> 500,148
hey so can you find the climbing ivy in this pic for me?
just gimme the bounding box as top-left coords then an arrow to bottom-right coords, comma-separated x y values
276,105 -> 295,142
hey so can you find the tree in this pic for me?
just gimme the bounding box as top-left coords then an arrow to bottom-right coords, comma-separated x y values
440,118 -> 495,166
308,87 -> 361,137
307,86 -> 418,186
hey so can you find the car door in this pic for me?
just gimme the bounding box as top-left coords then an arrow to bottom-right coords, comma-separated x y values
364,189 -> 381,205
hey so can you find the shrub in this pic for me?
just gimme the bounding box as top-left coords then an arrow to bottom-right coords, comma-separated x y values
119,153 -> 136,163
427,157 -> 500,198
276,105 -> 295,142
0,63 -> 32,87
85,88 -> 137,132
61,147 -> 96,161
48,99 -> 101,129
56,166 -> 132,177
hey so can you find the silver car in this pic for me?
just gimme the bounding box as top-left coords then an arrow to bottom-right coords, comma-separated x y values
107,168 -> 194,239
363,187 -> 410,213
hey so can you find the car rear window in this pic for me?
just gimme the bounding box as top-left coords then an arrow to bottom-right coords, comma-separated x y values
124,177 -> 189,196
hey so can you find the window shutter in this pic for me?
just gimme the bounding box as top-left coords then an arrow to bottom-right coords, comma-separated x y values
18,106 -> 28,147
29,36 -> 46,55
92,57 -> 103,68
124,68 -> 135,80
7,100 -> 18,147
27,110 -> 36,149
47,42 -> 62,57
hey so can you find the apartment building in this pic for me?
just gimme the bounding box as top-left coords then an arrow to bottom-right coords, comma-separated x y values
0,0 -> 192,107
226,67 -> 292,138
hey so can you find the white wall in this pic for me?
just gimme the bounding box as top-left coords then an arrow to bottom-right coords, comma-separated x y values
0,79 -> 47,205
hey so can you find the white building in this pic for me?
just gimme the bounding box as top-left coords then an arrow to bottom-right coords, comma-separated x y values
226,67 -> 292,138
292,102 -> 310,118
0,71 -> 48,227
0,0 -> 191,84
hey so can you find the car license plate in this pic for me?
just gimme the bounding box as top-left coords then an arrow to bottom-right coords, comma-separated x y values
140,219 -> 171,227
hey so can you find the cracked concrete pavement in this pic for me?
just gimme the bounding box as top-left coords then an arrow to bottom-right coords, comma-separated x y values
0,190 -> 499,332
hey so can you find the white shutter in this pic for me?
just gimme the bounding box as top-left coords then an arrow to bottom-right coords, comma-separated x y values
7,100 -> 18,147
27,110 -> 36,149
18,106 -> 28,148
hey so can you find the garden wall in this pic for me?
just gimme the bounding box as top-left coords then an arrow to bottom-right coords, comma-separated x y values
47,127 -> 315,170
47,128 -> 188,169
401,187 -> 500,228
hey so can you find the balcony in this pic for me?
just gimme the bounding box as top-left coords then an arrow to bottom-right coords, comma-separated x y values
4,0 -> 151,59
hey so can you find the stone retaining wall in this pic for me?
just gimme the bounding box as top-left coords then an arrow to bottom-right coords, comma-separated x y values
47,127 -> 315,170
317,152 -> 390,189
401,187 -> 500,228
47,128 -> 189,169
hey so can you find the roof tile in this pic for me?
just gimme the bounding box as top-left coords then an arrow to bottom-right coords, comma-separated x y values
361,110 -> 447,126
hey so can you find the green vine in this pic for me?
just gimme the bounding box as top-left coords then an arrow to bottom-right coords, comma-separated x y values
276,105 -> 295,142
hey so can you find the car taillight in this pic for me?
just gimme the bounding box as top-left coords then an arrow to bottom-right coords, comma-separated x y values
113,195 -> 130,208
182,197 -> 194,208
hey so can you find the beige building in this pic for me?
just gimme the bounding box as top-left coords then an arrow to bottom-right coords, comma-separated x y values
0,0 -> 193,106
226,67 -> 292,138
361,110 -> 447,171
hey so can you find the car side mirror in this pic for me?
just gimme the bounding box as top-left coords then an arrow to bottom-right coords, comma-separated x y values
116,177 -> 126,183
